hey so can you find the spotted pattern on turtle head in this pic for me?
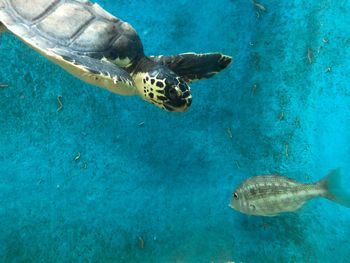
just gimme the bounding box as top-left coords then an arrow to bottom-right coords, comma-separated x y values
134,71 -> 192,112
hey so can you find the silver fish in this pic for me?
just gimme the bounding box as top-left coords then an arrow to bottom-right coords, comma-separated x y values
229,169 -> 350,216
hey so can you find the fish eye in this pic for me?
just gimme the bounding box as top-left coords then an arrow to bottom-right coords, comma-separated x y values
233,193 -> 239,199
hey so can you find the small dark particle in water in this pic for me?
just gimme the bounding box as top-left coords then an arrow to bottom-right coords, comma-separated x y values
325,67 -> 332,73
57,95 -> 63,112
294,117 -> 301,128
251,84 -> 258,96
235,160 -> 241,169
227,128 -> 233,139
138,236 -> 144,249
279,112 -> 285,120
307,48 -> 313,64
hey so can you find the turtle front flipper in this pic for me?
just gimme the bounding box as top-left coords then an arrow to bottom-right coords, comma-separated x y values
48,49 -> 137,96
150,53 -> 232,83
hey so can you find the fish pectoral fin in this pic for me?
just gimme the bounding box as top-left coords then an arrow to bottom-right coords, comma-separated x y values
249,203 -> 256,211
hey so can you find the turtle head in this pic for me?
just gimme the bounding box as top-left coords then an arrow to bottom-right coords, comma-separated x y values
134,64 -> 192,112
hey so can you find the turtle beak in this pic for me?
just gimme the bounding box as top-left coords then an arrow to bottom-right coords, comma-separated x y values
164,100 -> 190,112
179,103 -> 190,112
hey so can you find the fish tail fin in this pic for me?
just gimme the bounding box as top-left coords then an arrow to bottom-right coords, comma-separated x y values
317,169 -> 350,208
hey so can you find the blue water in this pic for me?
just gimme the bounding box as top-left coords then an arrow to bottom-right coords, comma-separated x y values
0,0 -> 349,262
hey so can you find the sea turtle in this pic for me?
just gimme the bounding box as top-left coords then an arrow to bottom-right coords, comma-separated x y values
0,0 -> 232,112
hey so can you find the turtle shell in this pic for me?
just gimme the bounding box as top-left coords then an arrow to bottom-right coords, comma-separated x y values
0,0 -> 144,66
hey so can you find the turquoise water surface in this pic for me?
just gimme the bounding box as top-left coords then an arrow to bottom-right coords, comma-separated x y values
0,0 -> 350,262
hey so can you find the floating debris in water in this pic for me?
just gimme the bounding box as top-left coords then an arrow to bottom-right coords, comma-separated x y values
57,95 -> 63,112
138,122 -> 145,127
253,0 -> 267,18
325,67 -> 332,73
251,84 -> 258,96
253,0 -> 267,12
285,143 -> 289,158
279,112 -> 285,120
138,236 -> 144,249
230,169 -> 350,216
307,48 -> 313,64
227,128 -> 233,139
74,152 -> 81,161
235,160 -> 241,169
317,37 -> 329,54
0,83 -> 8,88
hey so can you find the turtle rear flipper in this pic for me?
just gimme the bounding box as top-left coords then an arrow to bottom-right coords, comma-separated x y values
150,53 -> 232,83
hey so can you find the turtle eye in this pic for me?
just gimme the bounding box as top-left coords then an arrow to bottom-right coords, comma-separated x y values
169,87 -> 181,100
233,193 -> 239,199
